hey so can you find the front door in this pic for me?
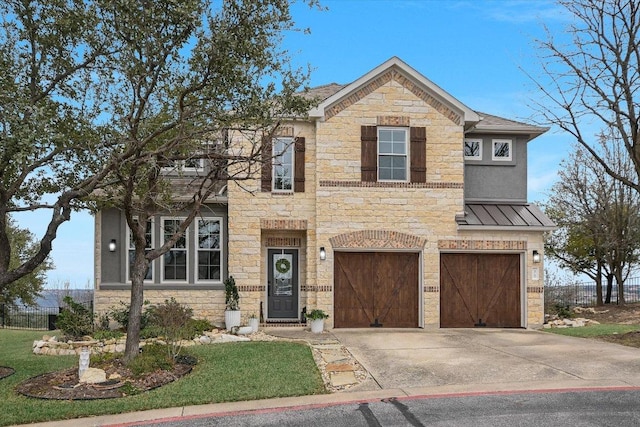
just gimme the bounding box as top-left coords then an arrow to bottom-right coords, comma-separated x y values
267,249 -> 299,320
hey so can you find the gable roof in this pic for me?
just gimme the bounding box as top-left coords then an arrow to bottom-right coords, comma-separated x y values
308,57 -> 480,126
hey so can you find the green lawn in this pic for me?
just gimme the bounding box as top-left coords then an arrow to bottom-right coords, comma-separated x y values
0,329 -> 326,426
544,323 -> 640,338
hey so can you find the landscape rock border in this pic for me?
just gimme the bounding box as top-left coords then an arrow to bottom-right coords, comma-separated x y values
0,366 -> 15,380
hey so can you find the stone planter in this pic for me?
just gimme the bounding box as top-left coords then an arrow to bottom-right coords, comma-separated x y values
310,318 -> 325,334
225,310 -> 241,331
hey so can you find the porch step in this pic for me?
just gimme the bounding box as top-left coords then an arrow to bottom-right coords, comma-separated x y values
263,321 -> 306,328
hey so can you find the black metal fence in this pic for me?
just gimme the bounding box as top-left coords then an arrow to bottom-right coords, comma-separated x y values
545,276 -> 640,308
1,300 -> 94,330
0,304 -> 61,330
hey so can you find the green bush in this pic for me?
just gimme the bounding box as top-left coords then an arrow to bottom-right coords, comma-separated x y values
185,318 -> 214,338
92,329 -> 123,341
147,298 -> 193,358
130,344 -> 173,376
108,300 -> 151,330
55,296 -> 94,339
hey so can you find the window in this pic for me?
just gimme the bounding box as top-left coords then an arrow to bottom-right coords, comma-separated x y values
378,127 -> 408,181
162,218 -> 188,282
492,139 -> 512,161
464,138 -> 482,160
127,219 -> 153,282
196,218 -> 222,282
272,137 -> 294,191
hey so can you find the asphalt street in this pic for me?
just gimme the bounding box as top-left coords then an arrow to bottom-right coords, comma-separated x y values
136,389 -> 640,427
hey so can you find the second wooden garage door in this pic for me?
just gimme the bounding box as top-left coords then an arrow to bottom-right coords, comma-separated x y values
440,253 -> 521,328
334,252 -> 419,328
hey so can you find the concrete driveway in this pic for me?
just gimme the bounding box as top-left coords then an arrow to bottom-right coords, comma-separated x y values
332,328 -> 640,395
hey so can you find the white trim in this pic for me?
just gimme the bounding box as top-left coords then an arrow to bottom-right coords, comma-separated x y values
160,216 -> 189,284
126,217 -> 154,284
492,139 -> 513,161
272,137 -> 295,193
377,126 -> 409,182
464,138 -> 483,161
194,217 -> 224,284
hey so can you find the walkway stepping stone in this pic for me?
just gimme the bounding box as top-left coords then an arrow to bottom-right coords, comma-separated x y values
325,363 -> 355,372
320,352 -> 349,363
330,371 -> 357,387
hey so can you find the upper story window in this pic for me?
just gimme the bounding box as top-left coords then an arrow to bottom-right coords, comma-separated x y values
127,218 -> 153,282
492,139 -> 512,161
261,136 -> 305,193
378,127 -> 408,181
196,218 -> 222,283
273,137 -> 294,191
162,218 -> 187,282
361,125 -> 426,184
464,138 -> 482,160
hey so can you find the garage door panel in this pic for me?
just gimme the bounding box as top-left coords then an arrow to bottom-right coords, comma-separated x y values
334,252 -> 418,328
334,253 -> 375,328
441,253 -> 521,328
440,254 -> 478,327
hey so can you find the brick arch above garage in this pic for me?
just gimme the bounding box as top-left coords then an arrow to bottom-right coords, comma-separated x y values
329,230 -> 426,250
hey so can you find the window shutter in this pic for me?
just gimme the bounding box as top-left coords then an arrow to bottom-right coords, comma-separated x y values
261,137 -> 272,192
410,127 -> 426,183
361,126 -> 377,182
294,137 -> 305,192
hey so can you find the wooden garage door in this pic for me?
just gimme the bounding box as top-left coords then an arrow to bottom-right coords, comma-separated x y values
334,252 -> 419,328
440,253 -> 521,328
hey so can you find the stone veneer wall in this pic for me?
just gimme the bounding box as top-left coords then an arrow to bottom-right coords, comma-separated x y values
314,77 -> 465,327
227,121 -> 318,320
94,289 -> 227,326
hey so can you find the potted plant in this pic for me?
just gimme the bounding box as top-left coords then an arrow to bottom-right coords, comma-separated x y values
248,313 -> 259,333
224,276 -> 241,331
306,309 -> 329,333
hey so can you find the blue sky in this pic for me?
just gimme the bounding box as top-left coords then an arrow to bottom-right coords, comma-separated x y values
15,0 -> 574,288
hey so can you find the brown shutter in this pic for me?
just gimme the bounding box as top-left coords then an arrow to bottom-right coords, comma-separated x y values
410,127 -> 426,183
294,137 -> 305,192
361,126 -> 377,182
261,136 -> 272,192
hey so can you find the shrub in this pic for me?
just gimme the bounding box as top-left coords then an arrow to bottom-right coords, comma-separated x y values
130,344 -> 173,376
56,296 -> 94,339
185,318 -> 214,338
92,329 -> 124,341
146,298 -> 193,358
225,276 -> 239,310
108,300 -> 151,330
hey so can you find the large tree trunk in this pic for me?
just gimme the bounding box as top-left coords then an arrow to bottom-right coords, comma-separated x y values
605,273 -> 614,304
123,251 -> 149,363
596,274 -> 604,306
615,268 -> 626,305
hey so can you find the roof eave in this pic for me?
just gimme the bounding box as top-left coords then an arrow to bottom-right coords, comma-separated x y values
457,225 -> 558,232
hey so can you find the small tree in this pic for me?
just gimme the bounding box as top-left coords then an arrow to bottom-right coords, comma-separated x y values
225,276 -> 240,311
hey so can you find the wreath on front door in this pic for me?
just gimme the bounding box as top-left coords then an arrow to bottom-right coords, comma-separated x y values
275,258 -> 291,274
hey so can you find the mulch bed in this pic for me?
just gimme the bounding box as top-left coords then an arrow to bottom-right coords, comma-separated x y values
0,366 -> 15,380
15,361 -> 193,400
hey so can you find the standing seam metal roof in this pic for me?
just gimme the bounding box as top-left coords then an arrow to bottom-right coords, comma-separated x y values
457,203 -> 555,228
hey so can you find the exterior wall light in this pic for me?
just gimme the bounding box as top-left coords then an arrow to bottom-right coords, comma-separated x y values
109,239 -> 117,252
319,247 -> 326,260
532,250 -> 541,263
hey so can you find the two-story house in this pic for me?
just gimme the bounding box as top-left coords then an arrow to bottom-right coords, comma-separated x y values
94,57 -> 554,329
